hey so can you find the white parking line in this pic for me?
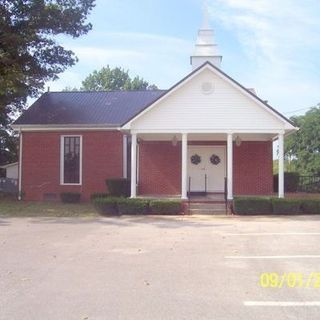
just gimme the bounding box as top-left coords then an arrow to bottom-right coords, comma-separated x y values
225,233 -> 320,236
244,301 -> 320,307
225,255 -> 320,259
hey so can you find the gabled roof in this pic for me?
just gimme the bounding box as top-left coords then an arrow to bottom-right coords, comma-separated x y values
122,61 -> 296,129
13,62 -> 296,132
13,90 -> 167,127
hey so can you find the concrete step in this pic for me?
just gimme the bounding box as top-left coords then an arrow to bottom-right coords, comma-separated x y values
188,208 -> 227,215
188,202 -> 228,215
189,203 -> 226,210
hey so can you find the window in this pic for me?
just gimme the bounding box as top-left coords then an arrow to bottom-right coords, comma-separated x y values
60,136 -> 82,185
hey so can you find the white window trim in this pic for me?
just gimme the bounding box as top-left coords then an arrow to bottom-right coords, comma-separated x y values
123,135 -> 128,178
60,135 -> 83,186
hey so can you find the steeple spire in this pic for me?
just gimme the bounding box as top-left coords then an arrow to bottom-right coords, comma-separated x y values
201,0 -> 210,29
190,2 -> 222,70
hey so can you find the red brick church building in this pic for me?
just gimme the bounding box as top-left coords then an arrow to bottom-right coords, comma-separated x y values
13,18 -> 296,202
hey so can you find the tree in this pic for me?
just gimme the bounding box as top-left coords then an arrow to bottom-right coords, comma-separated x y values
0,0 -> 95,164
285,105 -> 320,175
81,66 -> 157,91
63,86 -> 79,92
0,129 -> 18,165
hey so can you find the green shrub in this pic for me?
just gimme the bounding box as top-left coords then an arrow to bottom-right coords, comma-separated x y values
301,200 -> 320,214
233,197 -> 272,215
106,178 -> 130,197
60,192 -> 81,203
0,191 -> 18,200
93,197 -> 119,216
90,192 -> 109,201
149,200 -> 182,215
304,184 -> 320,193
117,198 -> 149,215
273,172 -> 300,192
234,197 -> 320,215
271,199 -> 302,214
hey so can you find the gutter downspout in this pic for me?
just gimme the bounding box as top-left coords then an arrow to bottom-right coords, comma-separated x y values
18,130 -> 23,200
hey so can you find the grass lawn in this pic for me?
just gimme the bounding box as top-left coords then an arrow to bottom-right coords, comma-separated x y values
0,200 -> 98,217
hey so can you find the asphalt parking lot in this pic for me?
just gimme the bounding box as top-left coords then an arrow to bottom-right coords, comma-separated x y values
1,214 -> 320,320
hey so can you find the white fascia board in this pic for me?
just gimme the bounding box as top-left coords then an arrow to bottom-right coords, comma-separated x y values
131,129 -> 288,135
284,122 -> 299,130
272,127 -> 299,140
12,124 -> 120,132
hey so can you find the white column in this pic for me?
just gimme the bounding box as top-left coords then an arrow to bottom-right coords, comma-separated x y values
123,135 -> 128,178
227,133 -> 233,200
130,133 -> 137,198
181,133 -> 188,199
278,133 -> 284,198
18,131 -> 23,201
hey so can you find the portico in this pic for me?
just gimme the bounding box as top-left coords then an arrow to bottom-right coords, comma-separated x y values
128,130 -> 286,200
123,18 -> 296,201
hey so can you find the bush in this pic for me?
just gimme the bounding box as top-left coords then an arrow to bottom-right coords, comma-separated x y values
106,178 -> 130,197
0,191 -> 18,200
117,198 -> 149,215
60,192 -> 81,203
93,197 -> 119,216
272,199 -> 302,214
234,197 -> 320,215
233,197 -> 272,215
90,192 -> 109,201
301,200 -> 320,214
273,172 -> 300,193
149,200 -> 182,215
304,183 -> 320,193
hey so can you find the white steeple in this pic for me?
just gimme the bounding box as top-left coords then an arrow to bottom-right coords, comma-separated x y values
190,2 -> 222,70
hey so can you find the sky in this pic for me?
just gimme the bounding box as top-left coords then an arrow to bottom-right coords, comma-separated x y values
47,0 -> 320,116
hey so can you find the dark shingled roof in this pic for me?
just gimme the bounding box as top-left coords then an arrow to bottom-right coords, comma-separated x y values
14,90 -> 167,126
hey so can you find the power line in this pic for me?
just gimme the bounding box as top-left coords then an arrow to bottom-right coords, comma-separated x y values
283,103 -> 320,115
284,107 -> 312,115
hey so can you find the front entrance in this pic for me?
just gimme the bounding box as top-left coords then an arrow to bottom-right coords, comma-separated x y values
187,146 -> 226,193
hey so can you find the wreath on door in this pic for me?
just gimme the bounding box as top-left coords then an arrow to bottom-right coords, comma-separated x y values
210,154 -> 221,165
190,154 -> 201,165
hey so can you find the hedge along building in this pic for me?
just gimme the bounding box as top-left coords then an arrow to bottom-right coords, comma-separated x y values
12,14 -> 297,202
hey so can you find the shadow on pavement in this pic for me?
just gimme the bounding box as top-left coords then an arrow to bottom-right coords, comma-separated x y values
0,215 -> 233,229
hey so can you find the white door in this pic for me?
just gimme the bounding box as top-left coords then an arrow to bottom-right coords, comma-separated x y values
187,146 -> 226,192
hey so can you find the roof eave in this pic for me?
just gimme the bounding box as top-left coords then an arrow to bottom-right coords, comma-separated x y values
11,124 -> 120,131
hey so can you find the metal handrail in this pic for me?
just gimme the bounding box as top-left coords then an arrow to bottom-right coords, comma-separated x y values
0,178 -> 18,193
224,177 -> 228,214
204,174 -> 207,195
298,175 -> 320,193
188,176 -> 191,215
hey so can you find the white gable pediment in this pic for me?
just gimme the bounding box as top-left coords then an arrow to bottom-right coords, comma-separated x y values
124,64 -> 295,133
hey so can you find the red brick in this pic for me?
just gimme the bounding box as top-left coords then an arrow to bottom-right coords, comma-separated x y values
139,141 -> 181,195
233,141 -> 273,195
139,140 -> 273,196
21,134 -> 273,201
21,131 -> 123,201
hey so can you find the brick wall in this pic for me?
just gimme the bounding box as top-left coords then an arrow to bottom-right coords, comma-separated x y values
233,141 -> 273,195
21,131 -> 123,201
139,140 -> 273,196
21,134 -> 273,200
139,141 -> 181,195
